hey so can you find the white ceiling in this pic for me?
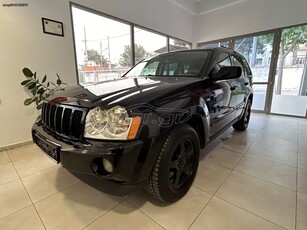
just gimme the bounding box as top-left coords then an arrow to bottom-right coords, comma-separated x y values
168,0 -> 246,15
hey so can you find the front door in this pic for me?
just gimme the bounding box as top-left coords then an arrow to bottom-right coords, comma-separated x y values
206,52 -> 237,137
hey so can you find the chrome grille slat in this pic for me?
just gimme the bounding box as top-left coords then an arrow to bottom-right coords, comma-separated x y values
41,103 -> 86,140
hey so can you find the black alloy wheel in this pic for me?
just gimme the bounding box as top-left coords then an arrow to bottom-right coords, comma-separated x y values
233,99 -> 252,131
144,124 -> 200,202
169,139 -> 195,190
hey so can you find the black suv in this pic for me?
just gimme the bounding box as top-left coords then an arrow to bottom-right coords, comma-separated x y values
32,47 -> 253,202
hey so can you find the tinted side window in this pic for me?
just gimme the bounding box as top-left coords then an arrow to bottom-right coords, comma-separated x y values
140,61 -> 159,75
211,52 -> 232,76
231,55 -> 244,76
217,53 -> 232,67
242,57 -> 252,75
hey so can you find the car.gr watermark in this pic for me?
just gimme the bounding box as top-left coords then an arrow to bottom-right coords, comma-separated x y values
127,103 -> 192,128
2,3 -> 28,7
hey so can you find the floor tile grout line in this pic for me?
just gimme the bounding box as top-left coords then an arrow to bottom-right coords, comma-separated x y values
125,199 -> 167,230
187,117 -> 266,229
213,195 -> 289,230
244,152 -> 298,168
80,199 -> 128,230
239,153 -> 298,168
0,204 -> 33,221
6,152 -> 47,229
30,180 -> 81,204
6,150 -> 23,179
20,179 -> 83,229
0,178 -> 21,187
6,148 -> 59,179
233,169 -> 297,192
3,144 -> 83,229
211,116 -> 298,230
18,164 -> 59,179
187,195 -> 214,230
188,119 -> 292,229
19,176 -> 47,229
188,157 -> 238,229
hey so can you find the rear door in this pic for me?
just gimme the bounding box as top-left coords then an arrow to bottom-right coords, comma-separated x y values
230,53 -> 250,117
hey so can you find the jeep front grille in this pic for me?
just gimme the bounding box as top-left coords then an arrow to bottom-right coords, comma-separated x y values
41,103 -> 87,140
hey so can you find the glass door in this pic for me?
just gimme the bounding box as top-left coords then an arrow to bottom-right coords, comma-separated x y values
270,25 -> 307,117
234,34 -> 274,111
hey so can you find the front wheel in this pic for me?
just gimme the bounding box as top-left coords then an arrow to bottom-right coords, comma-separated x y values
144,124 -> 200,202
233,99 -> 252,131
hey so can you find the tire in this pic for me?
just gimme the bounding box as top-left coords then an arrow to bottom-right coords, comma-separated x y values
144,124 -> 200,202
233,99 -> 252,131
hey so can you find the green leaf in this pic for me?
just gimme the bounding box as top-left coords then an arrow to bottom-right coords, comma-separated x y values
22,68 -> 33,78
25,80 -> 34,87
31,86 -> 38,95
56,74 -> 60,79
37,88 -> 45,95
33,72 -> 37,80
47,82 -> 50,87
57,79 -> 62,85
36,103 -> 43,110
21,79 -> 31,86
24,98 -> 34,106
42,75 -> 47,83
27,82 -> 36,90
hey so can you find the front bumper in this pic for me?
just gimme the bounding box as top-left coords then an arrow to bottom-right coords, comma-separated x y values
32,121 -> 160,186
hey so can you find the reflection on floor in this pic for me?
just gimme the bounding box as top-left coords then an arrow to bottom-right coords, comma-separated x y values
0,113 -> 307,230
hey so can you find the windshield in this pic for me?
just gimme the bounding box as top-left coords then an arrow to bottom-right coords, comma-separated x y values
125,50 -> 212,78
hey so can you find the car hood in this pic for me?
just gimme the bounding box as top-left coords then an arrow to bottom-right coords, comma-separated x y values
49,76 -> 200,109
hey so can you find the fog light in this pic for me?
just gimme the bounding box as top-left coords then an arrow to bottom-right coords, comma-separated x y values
103,158 -> 113,173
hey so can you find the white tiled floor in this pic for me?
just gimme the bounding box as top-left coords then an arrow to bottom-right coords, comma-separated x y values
0,113 -> 306,230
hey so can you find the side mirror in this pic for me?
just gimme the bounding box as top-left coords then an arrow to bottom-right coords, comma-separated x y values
212,66 -> 242,81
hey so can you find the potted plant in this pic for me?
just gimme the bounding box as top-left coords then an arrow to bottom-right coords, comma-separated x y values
21,67 -> 67,109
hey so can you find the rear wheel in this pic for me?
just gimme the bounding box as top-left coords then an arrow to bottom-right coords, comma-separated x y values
233,99 -> 252,131
144,124 -> 200,202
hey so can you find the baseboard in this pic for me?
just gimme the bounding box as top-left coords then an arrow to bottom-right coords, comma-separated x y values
0,140 -> 34,152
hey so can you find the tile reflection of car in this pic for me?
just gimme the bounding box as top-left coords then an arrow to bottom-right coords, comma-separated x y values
32,47 -> 253,202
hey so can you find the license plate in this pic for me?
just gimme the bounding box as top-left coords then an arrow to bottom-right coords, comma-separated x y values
33,133 -> 61,163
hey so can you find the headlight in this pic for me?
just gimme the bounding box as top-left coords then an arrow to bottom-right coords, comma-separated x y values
85,107 -> 108,136
84,106 -> 141,140
107,106 -> 130,135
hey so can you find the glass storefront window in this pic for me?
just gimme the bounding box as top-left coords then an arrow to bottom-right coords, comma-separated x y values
234,34 -> 274,83
72,6 -> 132,85
169,38 -> 191,52
198,41 -> 229,49
271,25 -> 307,116
134,27 -> 167,62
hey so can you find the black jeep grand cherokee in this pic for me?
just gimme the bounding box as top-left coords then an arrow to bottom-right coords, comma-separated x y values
32,47 -> 253,202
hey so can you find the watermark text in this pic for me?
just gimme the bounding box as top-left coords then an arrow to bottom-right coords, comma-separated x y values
3,3 -> 28,7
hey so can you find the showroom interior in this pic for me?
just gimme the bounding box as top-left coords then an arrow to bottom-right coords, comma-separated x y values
0,0 -> 307,229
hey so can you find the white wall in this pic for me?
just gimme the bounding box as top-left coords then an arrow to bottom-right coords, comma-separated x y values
194,0 -> 307,44
0,0 -> 194,148
0,0 -> 76,149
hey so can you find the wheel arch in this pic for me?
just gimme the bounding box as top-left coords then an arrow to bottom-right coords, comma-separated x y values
185,114 -> 207,149
248,93 -> 253,104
